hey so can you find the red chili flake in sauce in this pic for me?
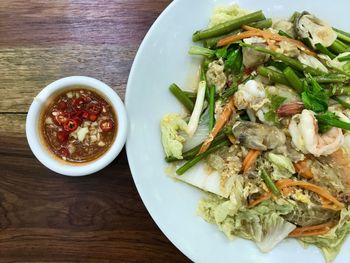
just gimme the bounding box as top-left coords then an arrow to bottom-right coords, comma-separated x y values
81,110 -> 90,119
87,102 -> 102,115
72,97 -> 85,110
57,101 -> 67,111
89,113 -> 97,122
58,147 -> 69,157
100,120 -> 114,132
41,88 -> 117,163
57,130 -> 69,143
63,119 -> 79,132
54,113 -> 70,126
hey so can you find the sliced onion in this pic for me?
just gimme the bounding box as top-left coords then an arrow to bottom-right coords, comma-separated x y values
183,108 -> 209,151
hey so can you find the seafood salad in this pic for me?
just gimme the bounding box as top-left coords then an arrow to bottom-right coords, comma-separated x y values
160,5 -> 350,262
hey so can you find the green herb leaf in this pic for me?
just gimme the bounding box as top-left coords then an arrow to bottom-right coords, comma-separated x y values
301,77 -> 329,113
264,95 -> 287,123
316,111 -> 350,131
271,95 -> 287,109
214,45 -> 229,58
224,48 -> 243,74
264,111 -> 278,122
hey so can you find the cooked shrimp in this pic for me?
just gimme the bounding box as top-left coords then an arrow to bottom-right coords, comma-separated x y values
234,80 -> 268,111
289,109 -> 344,157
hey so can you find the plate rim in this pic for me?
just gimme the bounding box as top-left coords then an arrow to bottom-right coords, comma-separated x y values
125,0 -> 193,261
124,1 -> 350,262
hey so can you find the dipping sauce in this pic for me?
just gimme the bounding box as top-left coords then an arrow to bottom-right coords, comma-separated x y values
41,88 -> 117,163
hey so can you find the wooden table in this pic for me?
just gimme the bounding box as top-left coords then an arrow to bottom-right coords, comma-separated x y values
0,1 -> 189,261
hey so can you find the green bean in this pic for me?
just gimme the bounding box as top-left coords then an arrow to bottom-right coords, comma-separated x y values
164,156 -> 181,163
257,66 -> 288,85
250,18 -> 273,29
221,85 -> 238,99
183,91 -> 197,99
183,91 -> 196,105
205,30 -> 241,48
337,54 -> 350,62
260,169 -> 280,196
188,46 -> 215,57
326,85 -> 350,96
169,84 -> 194,112
221,74 -> 253,100
344,62 -> 350,72
301,37 -> 313,50
315,43 -> 336,59
202,57 -> 213,72
313,74 -> 348,83
165,132 -> 227,162
278,30 -> 292,38
192,11 -> 265,42
333,96 -> 350,109
267,60 -> 306,78
328,64 -> 350,77
333,27 -> 350,43
267,61 -> 288,72
329,39 -> 348,54
183,133 -> 226,158
204,19 -> 272,48
283,67 -> 303,93
208,86 -> 216,130
176,140 -> 230,175
258,66 -> 347,88
205,84 -> 210,102
240,43 -> 324,75
200,67 -> 206,81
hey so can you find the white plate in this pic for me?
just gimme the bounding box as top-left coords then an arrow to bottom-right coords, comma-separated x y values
125,0 -> 350,262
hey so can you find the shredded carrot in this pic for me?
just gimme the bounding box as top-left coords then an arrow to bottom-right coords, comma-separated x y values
322,204 -> 342,211
248,192 -> 272,208
242,25 -> 316,56
294,159 -> 313,179
198,96 -> 235,154
241,149 -> 261,174
276,179 -> 345,209
266,39 -> 278,51
227,134 -> 236,144
289,221 -> 338,237
320,197 -> 342,211
217,25 -> 316,56
281,187 -> 294,196
217,30 -> 262,47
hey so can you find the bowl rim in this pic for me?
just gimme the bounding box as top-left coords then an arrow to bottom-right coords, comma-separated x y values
26,76 -> 128,176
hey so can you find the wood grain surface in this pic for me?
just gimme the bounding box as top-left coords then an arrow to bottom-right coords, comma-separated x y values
0,1 -> 190,262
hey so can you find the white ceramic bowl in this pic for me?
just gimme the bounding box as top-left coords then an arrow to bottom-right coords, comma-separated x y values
125,0 -> 349,262
26,76 -> 127,176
